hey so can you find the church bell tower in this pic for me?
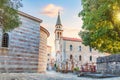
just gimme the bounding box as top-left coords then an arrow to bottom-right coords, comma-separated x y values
55,12 -> 63,55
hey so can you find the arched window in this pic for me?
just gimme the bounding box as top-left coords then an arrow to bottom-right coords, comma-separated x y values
60,32 -> 61,38
70,55 -> 73,60
79,55 -> 81,61
2,33 -> 9,47
90,46 -> 92,52
70,45 -> 72,51
79,46 -> 81,51
90,56 -> 92,61
57,32 -> 59,38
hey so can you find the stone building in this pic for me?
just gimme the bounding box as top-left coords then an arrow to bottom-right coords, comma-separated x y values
50,57 -> 55,69
46,45 -> 52,70
38,27 -> 50,73
46,46 -> 55,71
97,54 -> 120,75
55,12 -> 107,71
0,11 -> 49,73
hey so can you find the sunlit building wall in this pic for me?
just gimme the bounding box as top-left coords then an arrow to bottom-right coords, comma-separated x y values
0,11 -> 43,73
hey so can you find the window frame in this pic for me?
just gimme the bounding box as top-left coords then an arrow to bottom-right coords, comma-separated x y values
70,45 -> 73,51
79,46 -> 81,51
89,47 -> 92,52
90,56 -> 92,61
79,55 -> 81,61
2,33 -> 9,47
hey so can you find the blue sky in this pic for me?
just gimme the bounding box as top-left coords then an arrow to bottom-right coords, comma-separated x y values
19,0 -> 83,54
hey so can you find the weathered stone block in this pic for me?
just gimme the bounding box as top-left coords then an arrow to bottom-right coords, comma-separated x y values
97,54 -> 120,75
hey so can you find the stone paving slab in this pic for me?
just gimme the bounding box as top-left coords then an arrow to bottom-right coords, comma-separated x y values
0,72 -> 120,80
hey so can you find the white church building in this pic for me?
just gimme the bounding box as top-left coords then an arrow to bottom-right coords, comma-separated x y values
55,12 -> 108,71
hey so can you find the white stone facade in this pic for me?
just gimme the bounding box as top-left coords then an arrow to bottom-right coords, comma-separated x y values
59,38 -> 106,70
54,12 -> 107,71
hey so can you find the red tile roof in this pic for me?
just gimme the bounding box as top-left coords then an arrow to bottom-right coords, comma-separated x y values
62,37 -> 82,42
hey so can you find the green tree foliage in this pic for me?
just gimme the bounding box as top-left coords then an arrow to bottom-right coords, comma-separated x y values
0,0 -> 22,32
79,0 -> 120,54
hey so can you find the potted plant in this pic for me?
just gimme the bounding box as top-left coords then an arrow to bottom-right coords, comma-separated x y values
73,67 -> 79,74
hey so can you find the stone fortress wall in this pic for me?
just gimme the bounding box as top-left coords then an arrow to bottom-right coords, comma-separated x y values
38,26 -> 50,73
0,11 -> 42,73
0,11 -> 49,73
97,54 -> 120,75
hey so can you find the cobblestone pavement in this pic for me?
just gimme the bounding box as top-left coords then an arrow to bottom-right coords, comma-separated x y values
0,71 -> 120,80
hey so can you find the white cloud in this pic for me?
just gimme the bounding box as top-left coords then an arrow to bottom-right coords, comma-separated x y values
41,4 -> 63,17
63,27 -> 80,38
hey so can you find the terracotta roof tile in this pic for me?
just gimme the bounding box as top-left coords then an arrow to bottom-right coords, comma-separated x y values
62,37 -> 82,42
